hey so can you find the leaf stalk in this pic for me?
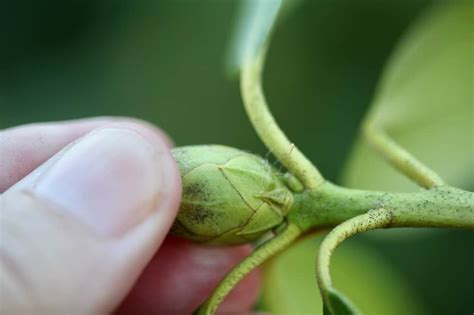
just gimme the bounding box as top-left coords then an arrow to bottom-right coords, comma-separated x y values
240,48 -> 325,190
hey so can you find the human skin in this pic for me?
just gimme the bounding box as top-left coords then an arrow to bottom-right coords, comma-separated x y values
0,117 -> 260,314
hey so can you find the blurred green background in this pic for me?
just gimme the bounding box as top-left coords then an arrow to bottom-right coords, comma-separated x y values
1,0 -> 472,314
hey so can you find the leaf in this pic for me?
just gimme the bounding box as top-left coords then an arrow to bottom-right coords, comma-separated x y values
343,1 -> 474,192
323,287 -> 361,315
226,0 -> 303,74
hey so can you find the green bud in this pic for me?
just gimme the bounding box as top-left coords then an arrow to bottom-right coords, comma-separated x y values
171,145 -> 294,245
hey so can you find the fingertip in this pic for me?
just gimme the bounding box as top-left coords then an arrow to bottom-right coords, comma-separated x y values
12,127 -> 179,239
0,117 -> 175,192
102,118 -> 175,149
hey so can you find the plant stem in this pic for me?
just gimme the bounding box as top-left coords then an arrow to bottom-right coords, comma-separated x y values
289,181 -> 474,232
241,49 -> 325,190
316,208 -> 393,315
317,209 -> 392,297
197,222 -> 301,315
363,122 -> 444,188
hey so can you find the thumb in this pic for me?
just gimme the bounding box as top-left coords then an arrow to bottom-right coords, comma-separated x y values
0,127 -> 181,314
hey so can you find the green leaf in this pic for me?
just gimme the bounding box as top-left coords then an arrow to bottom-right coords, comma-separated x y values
323,287 -> 360,315
343,1 -> 474,192
226,0 -> 303,74
260,234 -> 425,315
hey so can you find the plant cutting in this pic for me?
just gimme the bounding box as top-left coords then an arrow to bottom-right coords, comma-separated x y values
169,1 -> 473,314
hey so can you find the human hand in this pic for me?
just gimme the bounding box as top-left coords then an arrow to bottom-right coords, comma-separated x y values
0,118 -> 260,314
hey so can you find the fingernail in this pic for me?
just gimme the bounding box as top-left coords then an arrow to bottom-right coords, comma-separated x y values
31,128 -> 170,237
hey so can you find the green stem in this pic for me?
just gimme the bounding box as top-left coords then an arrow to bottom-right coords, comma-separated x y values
197,222 -> 301,315
311,184 -> 472,314
363,122 -> 444,188
317,208 -> 393,295
288,181 -> 474,232
241,49 -> 325,189
317,209 -> 393,315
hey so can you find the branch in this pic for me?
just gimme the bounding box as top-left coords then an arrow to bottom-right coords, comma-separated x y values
317,208 -> 393,314
197,222 -> 301,315
241,49 -> 325,189
363,122 -> 444,189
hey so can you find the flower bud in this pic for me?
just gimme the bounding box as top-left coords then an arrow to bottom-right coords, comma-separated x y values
171,145 -> 294,245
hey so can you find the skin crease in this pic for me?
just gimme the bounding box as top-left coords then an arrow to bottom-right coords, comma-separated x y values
0,117 -> 261,314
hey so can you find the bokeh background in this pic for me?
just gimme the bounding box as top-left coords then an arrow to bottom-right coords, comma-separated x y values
1,0 -> 472,314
